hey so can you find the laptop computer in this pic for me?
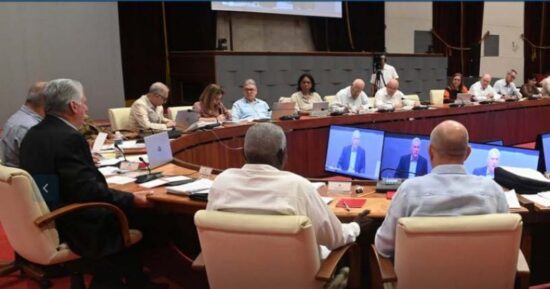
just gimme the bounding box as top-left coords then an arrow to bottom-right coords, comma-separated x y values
175,110 -> 200,130
455,93 -> 473,105
311,102 -> 329,117
144,131 -> 173,169
271,102 -> 296,120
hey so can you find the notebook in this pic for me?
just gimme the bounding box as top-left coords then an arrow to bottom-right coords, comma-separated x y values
144,132 -> 173,169
335,198 -> 366,208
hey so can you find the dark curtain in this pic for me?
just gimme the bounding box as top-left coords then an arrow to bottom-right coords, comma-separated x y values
432,2 -> 484,77
524,2 -> 550,83
310,1 -> 385,52
118,2 -> 216,102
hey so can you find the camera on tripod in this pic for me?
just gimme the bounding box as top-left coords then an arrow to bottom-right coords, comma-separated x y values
372,53 -> 385,72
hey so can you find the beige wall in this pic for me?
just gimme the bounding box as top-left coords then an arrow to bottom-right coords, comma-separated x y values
0,3 -> 125,124
480,2 -> 524,82
385,2 -> 433,54
216,11 -> 315,52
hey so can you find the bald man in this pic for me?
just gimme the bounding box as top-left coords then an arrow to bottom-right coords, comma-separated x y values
208,123 -> 370,257
129,82 -> 175,131
331,79 -> 370,114
1,81 -> 46,167
375,120 -> 508,258
374,79 -> 406,110
469,73 -> 498,102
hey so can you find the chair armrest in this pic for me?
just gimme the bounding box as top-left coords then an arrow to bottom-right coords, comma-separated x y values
370,245 -> 397,283
516,250 -> 530,289
192,253 -> 205,271
34,202 -> 132,248
316,243 -> 361,289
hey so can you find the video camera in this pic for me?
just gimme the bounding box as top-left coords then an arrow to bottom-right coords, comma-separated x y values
372,53 -> 385,72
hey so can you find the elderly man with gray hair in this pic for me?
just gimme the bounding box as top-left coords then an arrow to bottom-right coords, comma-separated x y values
375,120 -> 508,258
473,148 -> 501,177
129,81 -> 175,131
20,79 -> 163,289
1,81 -> 46,167
231,78 -> 271,121
208,123 -> 371,257
394,137 -> 428,179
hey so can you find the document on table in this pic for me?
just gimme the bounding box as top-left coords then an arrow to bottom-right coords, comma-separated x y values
504,190 -> 521,209
106,175 -> 136,185
166,179 -> 214,195
521,194 -> 550,207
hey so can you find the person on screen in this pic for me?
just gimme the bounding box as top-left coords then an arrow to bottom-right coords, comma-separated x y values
394,137 -> 429,179
290,73 -> 323,112
331,79 -> 369,114
337,129 -> 366,174
375,120 -> 508,258
207,123 -> 372,258
231,79 -> 271,121
443,72 -> 468,103
473,148 -> 501,177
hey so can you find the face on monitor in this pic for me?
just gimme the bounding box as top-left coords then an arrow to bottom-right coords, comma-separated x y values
325,125 -> 384,180
464,143 -> 539,178
380,133 -> 432,180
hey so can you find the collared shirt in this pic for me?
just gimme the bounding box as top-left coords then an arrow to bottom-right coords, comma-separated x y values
207,164 -> 361,254
331,86 -> 369,113
374,164 -> 508,258
129,94 -> 169,131
374,87 -> 405,109
54,115 -> 78,131
370,64 -> 399,88
469,81 -> 499,101
231,98 -> 271,121
290,91 -> 323,112
1,105 -> 43,167
348,151 -> 357,173
540,76 -> 550,98
493,79 -> 522,98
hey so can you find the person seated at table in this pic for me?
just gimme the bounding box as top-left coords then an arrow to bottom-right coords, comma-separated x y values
374,79 -> 407,110
469,73 -> 498,102
207,123 -> 371,257
520,74 -> 541,99
539,73 -> 550,98
192,83 -> 232,122
374,120 -> 508,258
129,82 -> 175,131
290,73 -> 323,113
443,73 -> 468,103
331,79 -> 369,114
493,69 -> 522,100
231,79 -> 271,121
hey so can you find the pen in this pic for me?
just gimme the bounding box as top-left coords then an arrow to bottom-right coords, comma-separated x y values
343,202 -> 351,212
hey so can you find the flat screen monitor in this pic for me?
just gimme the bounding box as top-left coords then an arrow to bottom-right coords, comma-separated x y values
464,142 -> 540,178
380,133 -> 432,180
325,125 -> 384,179
541,133 -> 550,171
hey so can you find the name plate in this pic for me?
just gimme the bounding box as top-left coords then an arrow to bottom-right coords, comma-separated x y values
120,161 -> 140,171
328,181 -> 352,193
199,166 -> 213,177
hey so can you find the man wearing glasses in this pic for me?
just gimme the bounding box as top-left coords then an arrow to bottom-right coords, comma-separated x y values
129,82 -> 175,131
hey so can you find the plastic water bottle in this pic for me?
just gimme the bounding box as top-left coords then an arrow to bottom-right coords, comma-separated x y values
114,131 -> 123,146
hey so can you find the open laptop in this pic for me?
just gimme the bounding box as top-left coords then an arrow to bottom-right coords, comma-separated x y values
311,102 -> 329,117
175,110 -> 200,130
271,102 -> 296,120
144,131 -> 173,169
455,93 -> 473,105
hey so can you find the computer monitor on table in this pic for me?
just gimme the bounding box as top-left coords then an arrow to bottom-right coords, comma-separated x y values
325,125 -> 384,180
379,132 -> 432,180
536,132 -> 550,172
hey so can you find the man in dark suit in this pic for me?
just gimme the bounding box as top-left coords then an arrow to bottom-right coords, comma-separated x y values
19,79 -> 163,289
337,129 -> 366,174
395,137 -> 429,179
473,148 -> 500,177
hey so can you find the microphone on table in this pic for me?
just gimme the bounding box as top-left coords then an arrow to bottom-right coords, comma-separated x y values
114,142 -> 127,162
375,168 -> 417,192
135,157 -> 162,183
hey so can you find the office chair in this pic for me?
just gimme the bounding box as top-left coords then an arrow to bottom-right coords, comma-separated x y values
0,164 -> 142,288
193,210 -> 361,289
370,214 -> 529,289
429,89 -> 445,105
108,107 -> 132,131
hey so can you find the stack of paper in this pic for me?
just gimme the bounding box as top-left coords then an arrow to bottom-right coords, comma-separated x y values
166,179 -> 213,195
504,190 -> 521,209
99,166 -> 120,177
521,194 -> 550,207
138,176 -> 192,189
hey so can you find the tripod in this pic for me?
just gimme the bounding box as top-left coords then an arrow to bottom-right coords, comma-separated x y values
373,69 -> 386,95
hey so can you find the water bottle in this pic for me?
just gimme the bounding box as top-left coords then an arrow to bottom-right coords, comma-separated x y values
114,131 -> 123,146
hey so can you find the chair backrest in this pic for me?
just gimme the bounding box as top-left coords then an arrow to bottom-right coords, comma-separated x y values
0,165 -> 62,265
403,94 -> 420,102
429,89 -> 445,105
195,210 -> 323,289
278,96 -> 292,103
324,95 -> 336,106
167,106 -> 193,121
394,214 -> 522,289
108,107 -> 132,131
367,97 -> 375,108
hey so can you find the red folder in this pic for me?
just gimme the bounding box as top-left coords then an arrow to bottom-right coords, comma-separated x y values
336,198 -> 366,208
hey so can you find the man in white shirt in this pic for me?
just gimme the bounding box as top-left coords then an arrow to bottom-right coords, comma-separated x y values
370,54 -> 399,92
469,73 -> 498,102
540,74 -> 550,98
493,69 -> 522,100
129,82 -> 175,131
207,123 -> 370,255
374,79 -> 406,110
331,79 -> 369,114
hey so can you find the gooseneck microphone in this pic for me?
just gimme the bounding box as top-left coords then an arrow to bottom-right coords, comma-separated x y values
135,157 -> 162,183
114,142 -> 127,162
